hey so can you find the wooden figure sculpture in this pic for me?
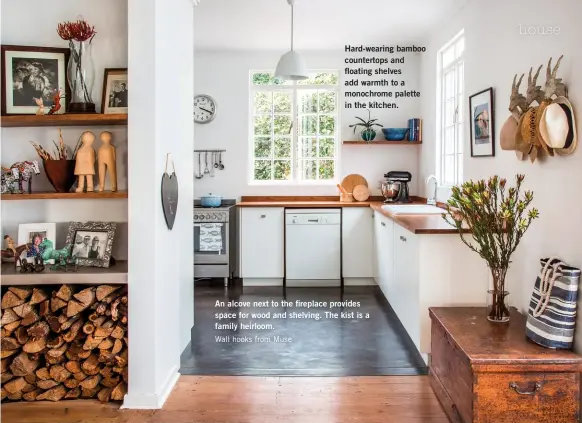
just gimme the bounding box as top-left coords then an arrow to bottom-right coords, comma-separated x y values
33,97 -> 45,115
98,131 -> 117,192
75,131 -> 96,192
4,235 -> 16,257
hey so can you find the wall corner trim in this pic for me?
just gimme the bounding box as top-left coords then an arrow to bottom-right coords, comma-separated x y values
121,365 -> 180,409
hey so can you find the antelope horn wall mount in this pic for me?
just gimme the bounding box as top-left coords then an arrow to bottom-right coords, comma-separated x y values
525,64 -> 545,105
544,55 -> 567,99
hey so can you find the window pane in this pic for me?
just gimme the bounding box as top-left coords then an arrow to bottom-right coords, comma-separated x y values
319,137 -> 335,158
274,160 -> 291,180
299,91 -> 317,113
273,92 -> 292,113
444,70 -> 455,99
444,99 -> 455,127
299,116 -> 317,135
318,91 -> 336,113
298,137 -> 317,158
442,45 -> 455,68
274,115 -> 293,135
456,93 -> 463,123
254,116 -> 272,135
297,72 -> 339,85
456,124 -> 464,154
254,137 -> 272,158
444,155 -> 455,185
254,160 -> 272,180
318,160 -> 335,180
253,92 -> 272,113
319,116 -> 335,136
252,72 -> 291,86
457,154 -> 463,183
299,160 -> 316,180
444,127 -> 454,154
457,62 -> 464,95
274,137 -> 291,158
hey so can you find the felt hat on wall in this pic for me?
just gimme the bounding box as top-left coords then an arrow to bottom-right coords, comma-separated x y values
539,102 -> 569,149
500,115 -> 519,150
553,96 -> 577,156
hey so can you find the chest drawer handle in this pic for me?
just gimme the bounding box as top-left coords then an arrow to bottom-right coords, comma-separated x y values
509,381 -> 542,395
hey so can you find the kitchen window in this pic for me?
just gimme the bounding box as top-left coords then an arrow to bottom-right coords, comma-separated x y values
437,31 -> 464,186
250,71 -> 339,182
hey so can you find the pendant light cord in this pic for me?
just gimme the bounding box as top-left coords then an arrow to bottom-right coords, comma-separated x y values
290,2 -> 294,51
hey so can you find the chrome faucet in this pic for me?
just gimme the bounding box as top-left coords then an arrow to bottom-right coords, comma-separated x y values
426,175 -> 438,205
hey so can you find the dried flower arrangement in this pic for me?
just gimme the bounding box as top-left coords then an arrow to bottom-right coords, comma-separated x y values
443,175 -> 539,322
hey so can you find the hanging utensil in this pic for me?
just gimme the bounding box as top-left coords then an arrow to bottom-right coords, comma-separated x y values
204,152 -> 210,174
219,152 -> 224,170
214,152 -> 219,168
210,152 -> 216,177
195,153 -> 204,179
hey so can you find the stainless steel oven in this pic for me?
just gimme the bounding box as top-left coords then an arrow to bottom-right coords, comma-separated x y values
193,200 -> 237,286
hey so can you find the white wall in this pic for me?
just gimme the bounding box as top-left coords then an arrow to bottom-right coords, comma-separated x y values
193,50 -> 422,199
125,0 -> 194,409
419,0 -> 582,348
0,0 -> 129,258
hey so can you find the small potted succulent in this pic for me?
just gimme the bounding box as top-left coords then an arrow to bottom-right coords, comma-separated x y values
349,109 -> 382,142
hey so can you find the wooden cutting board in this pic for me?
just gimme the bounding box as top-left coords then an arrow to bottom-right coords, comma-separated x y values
352,184 -> 370,201
341,174 -> 367,193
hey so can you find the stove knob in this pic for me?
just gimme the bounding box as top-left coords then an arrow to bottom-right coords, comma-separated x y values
206,214 -> 211,220
212,215 -> 217,220
194,215 -> 198,220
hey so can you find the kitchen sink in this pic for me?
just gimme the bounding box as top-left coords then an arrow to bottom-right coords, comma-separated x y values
381,204 -> 445,215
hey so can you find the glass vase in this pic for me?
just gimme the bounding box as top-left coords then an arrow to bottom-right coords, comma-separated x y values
487,267 -> 511,323
67,40 -> 96,113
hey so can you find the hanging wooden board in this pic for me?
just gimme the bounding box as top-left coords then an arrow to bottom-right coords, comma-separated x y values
161,154 -> 179,230
341,174 -> 367,193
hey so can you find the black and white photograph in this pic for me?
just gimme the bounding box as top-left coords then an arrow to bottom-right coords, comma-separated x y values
101,68 -> 128,114
65,221 -> 117,268
1,45 -> 69,115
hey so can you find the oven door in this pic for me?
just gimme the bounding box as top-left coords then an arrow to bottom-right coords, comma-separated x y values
194,221 -> 228,264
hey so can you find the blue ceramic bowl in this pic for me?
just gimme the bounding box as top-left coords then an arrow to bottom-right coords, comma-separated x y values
382,128 -> 409,141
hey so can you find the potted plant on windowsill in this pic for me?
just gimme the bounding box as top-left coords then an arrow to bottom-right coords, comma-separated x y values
442,174 -> 539,323
349,109 -> 382,142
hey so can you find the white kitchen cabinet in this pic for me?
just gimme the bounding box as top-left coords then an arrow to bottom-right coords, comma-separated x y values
240,207 -> 284,283
342,208 -> 374,283
373,211 -> 394,297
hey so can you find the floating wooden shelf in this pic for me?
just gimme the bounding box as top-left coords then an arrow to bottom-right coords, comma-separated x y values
1,113 -> 128,128
343,140 -> 422,145
1,190 -> 128,200
0,260 -> 128,285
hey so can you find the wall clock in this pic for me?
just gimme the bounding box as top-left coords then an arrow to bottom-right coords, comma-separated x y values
193,94 -> 217,124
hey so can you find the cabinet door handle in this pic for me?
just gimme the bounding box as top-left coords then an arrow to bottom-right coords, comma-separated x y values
380,222 -> 386,227
260,215 -> 266,218
509,381 -> 542,396
400,236 -> 407,242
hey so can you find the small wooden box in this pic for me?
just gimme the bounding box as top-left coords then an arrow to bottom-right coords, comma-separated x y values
429,307 -> 582,423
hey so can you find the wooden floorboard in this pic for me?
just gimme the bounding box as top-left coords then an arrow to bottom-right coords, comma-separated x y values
2,375 -> 448,423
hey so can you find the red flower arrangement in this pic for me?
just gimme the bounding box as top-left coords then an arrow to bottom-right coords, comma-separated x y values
57,20 -> 97,42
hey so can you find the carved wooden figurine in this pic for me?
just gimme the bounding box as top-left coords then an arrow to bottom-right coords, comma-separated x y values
75,131 -> 96,192
4,235 -> 17,257
98,131 -> 117,192
33,97 -> 44,115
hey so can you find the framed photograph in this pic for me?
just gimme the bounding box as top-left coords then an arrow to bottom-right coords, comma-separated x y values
65,222 -> 117,268
101,68 -> 128,114
18,223 -> 57,265
469,87 -> 495,157
1,45 -> 70,115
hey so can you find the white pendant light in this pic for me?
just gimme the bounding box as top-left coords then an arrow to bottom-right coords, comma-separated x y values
275,0 -> 308,81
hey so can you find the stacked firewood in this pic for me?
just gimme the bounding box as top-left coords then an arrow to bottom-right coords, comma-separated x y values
0,284 -> 128,402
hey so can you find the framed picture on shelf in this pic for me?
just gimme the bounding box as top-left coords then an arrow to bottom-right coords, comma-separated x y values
101,68 -> 128,114
1,45 -> 70,115
65,221 -> 117,268
469,87 -> 495,157
18,222 -> 56,265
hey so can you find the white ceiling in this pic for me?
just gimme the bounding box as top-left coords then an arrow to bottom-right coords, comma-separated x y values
194,0 -> 469,51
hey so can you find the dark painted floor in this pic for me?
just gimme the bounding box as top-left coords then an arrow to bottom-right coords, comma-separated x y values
180,281 -> 427,376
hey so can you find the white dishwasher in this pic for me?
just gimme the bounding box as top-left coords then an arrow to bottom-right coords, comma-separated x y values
285,209 -> 341,287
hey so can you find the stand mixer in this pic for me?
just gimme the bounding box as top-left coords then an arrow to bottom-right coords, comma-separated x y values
381,171 -> 412,203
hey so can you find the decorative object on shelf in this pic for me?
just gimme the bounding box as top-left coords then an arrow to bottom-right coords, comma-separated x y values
19,258 -> 34,273
526,258 -> 580,349
1,235 -> 29,264
0,160 -> 40,194
65,221 -> 116,268
1,45 -> 70,115
443,174 -> 539,323
469,88 -> 495,157
101,68 -> 128,114
407,118 -> 422,142
98,131 -> 117,192
74,130 -> 96,192
18,222 -> 57,265
502,55 -> 576,162
349,109 -> 382,142
381,128 -> 409,141
34,254 -> 46,272
0,285 -> 128,403
31,128 -> 77,193
47,88 -> 65,114
161,153 -> 179,230
193,94 -> 217,123
40,238 -> 72,266
274,0 -> 308,81
34,97 -> 45,115
57,18 -> 97,113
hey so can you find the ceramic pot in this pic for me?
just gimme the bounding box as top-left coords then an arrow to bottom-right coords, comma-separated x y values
361,129 -> 376,141
43,160 -> 76,193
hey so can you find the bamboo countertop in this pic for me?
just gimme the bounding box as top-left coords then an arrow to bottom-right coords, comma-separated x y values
236,196 -> 461,235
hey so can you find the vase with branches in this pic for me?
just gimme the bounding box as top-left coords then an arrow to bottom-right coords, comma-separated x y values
443,174 -> 539,322
57,19 -> 97,113
349,109 -> 382,142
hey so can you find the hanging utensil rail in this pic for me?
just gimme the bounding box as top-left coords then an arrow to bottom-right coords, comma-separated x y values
194,149 -> 226,152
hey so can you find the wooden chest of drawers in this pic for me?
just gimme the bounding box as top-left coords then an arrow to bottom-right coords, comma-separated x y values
429,307 -> 582,423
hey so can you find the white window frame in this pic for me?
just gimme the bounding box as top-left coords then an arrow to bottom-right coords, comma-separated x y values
248,70 -> 340,185
436,30 -> 464,188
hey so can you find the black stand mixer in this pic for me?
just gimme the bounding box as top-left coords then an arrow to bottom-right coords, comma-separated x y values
381,171 -> 412,203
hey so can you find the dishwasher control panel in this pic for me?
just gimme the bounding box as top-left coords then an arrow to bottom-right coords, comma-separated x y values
285,209 -> 341,225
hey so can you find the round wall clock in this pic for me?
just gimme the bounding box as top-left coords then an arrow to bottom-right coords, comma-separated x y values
193,94 -> 217,124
